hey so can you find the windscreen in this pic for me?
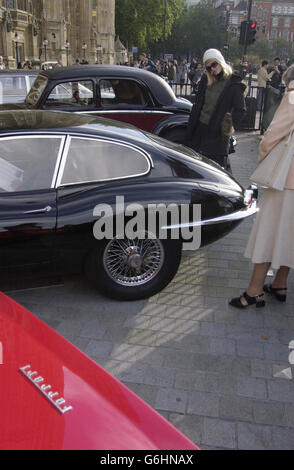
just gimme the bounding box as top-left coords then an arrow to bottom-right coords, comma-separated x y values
25,74 -> 48,106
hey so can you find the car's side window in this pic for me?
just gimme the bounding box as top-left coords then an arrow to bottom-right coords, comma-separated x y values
99,79 -> 146,107
60,137 -> 150,185
45,80 -> 94,107
0,136 -> 63,192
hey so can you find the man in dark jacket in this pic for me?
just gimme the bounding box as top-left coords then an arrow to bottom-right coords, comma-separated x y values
185,48 -> 246,169
270,57 -> 284,89
139,53 -> 158,74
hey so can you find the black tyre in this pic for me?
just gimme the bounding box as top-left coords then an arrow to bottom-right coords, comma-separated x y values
85,235 -> 182,300
162,127 -> 186,144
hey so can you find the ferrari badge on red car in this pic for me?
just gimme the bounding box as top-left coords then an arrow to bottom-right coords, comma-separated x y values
19,365 -> 73,414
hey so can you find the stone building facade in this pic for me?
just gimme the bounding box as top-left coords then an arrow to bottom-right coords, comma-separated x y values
269,1 -> 294,42
0,0 -> 115,68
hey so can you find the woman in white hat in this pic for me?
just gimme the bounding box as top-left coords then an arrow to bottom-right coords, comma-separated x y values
186,48 -> 246,169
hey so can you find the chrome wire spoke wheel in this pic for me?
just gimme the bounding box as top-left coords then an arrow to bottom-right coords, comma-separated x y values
103,234 -> 165,286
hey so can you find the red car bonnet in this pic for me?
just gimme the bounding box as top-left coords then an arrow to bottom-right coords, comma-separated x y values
0,292 -> 199,450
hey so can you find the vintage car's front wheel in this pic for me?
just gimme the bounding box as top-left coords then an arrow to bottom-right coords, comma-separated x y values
85,235 -> 182,300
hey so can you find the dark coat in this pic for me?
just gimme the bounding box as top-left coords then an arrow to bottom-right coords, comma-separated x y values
186,72 -> 246,157
270,64 -> 284,89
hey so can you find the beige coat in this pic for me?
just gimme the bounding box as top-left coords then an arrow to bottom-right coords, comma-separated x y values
257,66 -> 269,88
258,91 -> 294,189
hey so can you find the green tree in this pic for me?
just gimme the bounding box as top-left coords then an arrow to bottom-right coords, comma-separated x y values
184,2 -> 224,57
115,0 -> 186,52
156,0 -> 225,60
225,36 -> 243,64
250,38 -> 271,61
231,37 -> 294,66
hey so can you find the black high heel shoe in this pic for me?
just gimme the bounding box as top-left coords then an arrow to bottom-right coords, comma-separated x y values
263,284 -> 287,302
229,291 -> 265,309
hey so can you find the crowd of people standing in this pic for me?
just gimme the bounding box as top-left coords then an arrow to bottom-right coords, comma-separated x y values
136,52 -> 291,93
256,56 -> 286,110
136,52 -> 205,93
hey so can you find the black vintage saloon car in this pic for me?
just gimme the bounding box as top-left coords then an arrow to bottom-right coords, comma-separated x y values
9,65 -> 192,144
0,110 -> 257,300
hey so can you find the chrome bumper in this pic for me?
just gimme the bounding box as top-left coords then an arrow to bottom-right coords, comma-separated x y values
205,198 -> 258,226
162,186 -> 259,230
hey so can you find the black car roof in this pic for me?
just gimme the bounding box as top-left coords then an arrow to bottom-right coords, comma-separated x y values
0,109 -> 139,135
38,64 -> 176,105
0,109 -> 155,151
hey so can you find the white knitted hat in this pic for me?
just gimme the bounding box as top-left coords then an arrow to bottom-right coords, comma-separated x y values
203,49 -> 227,68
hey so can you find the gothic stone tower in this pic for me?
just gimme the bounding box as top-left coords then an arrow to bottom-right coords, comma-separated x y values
38,0 -> 115,65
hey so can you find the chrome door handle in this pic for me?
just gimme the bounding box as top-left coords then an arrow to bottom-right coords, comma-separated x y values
23,205 -> 52,215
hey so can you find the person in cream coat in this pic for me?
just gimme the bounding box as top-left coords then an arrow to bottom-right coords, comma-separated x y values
230,64 -> 294,308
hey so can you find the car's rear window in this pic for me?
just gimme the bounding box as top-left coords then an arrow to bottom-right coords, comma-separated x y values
60,137 -> 150,185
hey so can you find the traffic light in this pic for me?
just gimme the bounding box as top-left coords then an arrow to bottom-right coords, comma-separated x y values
239,21 -> 248,45
247,20 -> 257,44
239,20 -> 257,46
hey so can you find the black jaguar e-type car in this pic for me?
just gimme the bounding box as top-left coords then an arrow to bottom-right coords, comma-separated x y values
0,110 -> 257,300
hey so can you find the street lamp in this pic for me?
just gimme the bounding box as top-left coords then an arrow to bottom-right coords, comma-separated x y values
96,44 -> 102,63
163,0 -> 167,57
224,4 -> 231,60
43,38 -> 49,62
14,32 -> 19,67
134,8 -> 138,62
82,42 -> 87,62
64,40 -> 70,66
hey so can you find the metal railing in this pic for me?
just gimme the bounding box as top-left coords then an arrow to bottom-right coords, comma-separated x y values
172,81 -> 195,101
173,77 -> 286,133
244,84 -> 260,131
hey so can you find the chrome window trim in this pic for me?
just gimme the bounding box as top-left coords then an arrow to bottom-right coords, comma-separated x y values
56,134 -> 71,187
0,134 -> 66,190
77,110 -> 173,115
25,75 -> 37,94
56,135 -> 153,188
25,76 -> 30,94
51,136 -> 67,188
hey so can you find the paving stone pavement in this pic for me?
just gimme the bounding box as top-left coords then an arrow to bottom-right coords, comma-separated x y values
6,132 -> 294,450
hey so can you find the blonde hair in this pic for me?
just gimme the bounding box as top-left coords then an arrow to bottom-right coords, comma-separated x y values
206,61 -> 233,86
